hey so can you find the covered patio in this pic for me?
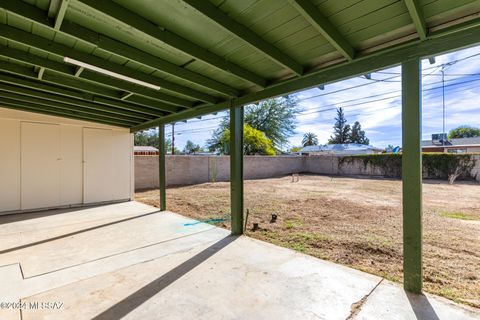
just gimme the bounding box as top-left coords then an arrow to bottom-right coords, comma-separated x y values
0,0 -> 480,318
0,201 -> 478,319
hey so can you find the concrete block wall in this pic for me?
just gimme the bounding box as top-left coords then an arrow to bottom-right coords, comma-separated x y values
135,155 -> 306,189
135,154 -> 480,190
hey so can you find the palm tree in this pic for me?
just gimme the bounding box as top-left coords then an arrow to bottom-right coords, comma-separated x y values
302,132 -> 318,146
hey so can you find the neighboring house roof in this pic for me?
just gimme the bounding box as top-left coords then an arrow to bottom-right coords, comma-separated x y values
299,143 -> 383,153
134,146 -> 159,152
421,137 -> 480,147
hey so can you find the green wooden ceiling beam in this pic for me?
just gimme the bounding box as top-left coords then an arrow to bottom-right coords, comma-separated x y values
0,64 -> 166,117
0,25 -> 217,104
0,90 -> 142,124
54,0 -> 70,30
92,96 -> 177,114
183,0 -> 303,76
289,0 -> 355,61
60,22 -> 239,97
0,62 -> 168,117
0,44 -> 194,108
404,0 -> 427,40
121,95 -> 180,113
77,0 -> 267,87
0,0 -> 53,26
80,70 -> 195,108
0,0 -> 240,97
131,21 -> 480,132
0,81 -> 150,121
0,98 -> 134,127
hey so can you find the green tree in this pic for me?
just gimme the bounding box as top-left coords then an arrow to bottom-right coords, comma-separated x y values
328,107 -> 351,144
184,140 -> 201,154
350,121 -> 369,145
207,96 -> 298,152
219,124 -> 275,155
302,132 -> 318,146
290,146 -> 302,153
134,130 -> 177,153
448,125 -> 480,139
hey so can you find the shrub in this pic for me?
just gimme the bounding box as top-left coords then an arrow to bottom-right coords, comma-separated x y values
338,153 -> 477,183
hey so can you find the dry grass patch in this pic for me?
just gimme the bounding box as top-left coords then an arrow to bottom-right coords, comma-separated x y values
135,174 -> 480,308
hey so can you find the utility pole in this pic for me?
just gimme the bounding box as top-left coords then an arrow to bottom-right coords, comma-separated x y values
441,68 -> 445,146
171,123 -> 175,155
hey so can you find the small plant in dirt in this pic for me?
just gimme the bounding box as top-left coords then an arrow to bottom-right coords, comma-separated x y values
440,211 -> 479,221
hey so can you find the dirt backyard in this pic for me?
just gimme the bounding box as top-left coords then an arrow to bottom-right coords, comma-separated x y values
135,175 -> 480,308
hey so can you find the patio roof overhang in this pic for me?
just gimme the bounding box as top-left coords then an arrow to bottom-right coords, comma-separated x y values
0,0 -> 478,131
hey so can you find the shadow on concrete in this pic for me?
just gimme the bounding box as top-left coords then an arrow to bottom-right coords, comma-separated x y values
0,203 -> 115,226
0,210 -> 160,255
91,235 -> 238,320
406,291 -> 440,320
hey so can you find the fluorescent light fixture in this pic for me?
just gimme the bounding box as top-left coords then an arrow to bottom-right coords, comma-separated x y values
63,57 -> 161,90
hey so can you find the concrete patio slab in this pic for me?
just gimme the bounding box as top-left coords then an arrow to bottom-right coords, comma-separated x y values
0,201 -> 478,320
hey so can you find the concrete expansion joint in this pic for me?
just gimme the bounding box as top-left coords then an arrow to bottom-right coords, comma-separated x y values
346,278 -> 384,319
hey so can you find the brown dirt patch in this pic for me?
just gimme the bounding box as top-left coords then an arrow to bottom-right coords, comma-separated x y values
135,174 -> 480,308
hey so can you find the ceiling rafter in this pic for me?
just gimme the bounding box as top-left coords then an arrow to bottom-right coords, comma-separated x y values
288,0 -> 355,61
131,21 -> 480,132
0,25 -> 218,105
1,0 -> 240,98
0,62 -> 168,117
0,98 -> 134,127
183,0 -> 303,76
0,80 -> 150,121
53,0 -> 70,30
404,0 -> 428,40
77,0 -> 267,88
0,90 -> 143,124
0,44 -> 194,109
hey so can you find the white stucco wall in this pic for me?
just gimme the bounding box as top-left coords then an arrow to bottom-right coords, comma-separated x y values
0,107 -> 134,214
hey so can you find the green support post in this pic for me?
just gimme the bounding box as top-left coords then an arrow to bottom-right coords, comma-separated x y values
230,104 -> 244,235
402,59 -> 423,293
158,124 -> 167,211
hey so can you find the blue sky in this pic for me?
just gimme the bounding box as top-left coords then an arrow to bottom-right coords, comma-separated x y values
166,45 -> 480,150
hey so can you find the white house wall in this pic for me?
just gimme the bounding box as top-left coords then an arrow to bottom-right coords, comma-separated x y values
0,118 -> 21,211
0,107 -> 133,214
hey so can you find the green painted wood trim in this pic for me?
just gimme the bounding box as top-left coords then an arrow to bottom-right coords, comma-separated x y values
289,0 -> 355,60
0,78 -> 151,120
230,104 -> 244,235
54,0 -> 70,30
401,58 -> 422,294
0,98 -> 133,127
183,0 -> 303,76
0,90 -> 141,124
158,124 -> 167,211
404,0 -> 427,40
0,25 -> 218,104
77,0 -> 266,87
131,22 -> 480,132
